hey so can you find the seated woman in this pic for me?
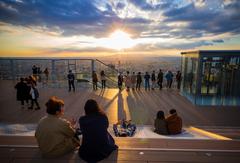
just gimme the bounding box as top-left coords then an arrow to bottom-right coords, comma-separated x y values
113,119 -> 136,137
35,96 -> 80,158
154,110 -> 168,135
79,99 -> 118,162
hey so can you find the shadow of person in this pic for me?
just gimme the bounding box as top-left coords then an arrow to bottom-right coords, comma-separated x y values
117,92 -> 126,121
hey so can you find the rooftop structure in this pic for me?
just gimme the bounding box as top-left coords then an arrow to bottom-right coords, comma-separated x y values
181,50 -> 240,106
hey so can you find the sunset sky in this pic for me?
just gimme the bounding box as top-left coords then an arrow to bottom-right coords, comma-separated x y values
0,0 -> 240,57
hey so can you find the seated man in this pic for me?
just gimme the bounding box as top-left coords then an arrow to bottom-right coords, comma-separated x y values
35,96 -> 80,158
166,109 -> 182,134
113,119 -> 136,137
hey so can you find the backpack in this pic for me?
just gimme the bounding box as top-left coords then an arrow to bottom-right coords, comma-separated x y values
34,88 -> 39,98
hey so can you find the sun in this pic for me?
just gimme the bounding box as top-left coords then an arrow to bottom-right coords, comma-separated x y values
99,30 -> 136,50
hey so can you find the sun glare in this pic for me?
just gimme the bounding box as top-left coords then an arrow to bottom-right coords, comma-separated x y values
99,30 -> 135,50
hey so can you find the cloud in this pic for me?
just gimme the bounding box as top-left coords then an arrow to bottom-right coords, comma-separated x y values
212,39 -> 224,43
0,0 -> 239,51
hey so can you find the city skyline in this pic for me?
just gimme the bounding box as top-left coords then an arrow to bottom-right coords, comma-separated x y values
0,0 -> 240,57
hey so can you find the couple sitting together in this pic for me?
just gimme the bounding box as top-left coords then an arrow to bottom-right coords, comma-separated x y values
35,97 -> 117,162
154,109 -> 182,135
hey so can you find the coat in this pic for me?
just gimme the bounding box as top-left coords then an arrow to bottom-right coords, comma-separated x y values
79,114 -> 117,162
166,113 -> 182,134
35,115 -> 78,158
154,118 -> 168,135
15,81 -> 28,101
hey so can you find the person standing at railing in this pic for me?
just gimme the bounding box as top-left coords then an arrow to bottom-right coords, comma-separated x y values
92,71 -> 98,91
118,72 -> 123,91
100,70 -> 106,89
176,70 -> 182,90
32,65 -> 38,79
165,70 -> 174,89
151,70 -> 156,90
67,70 -> 75,92
136,72 -> 142,91
130,72 -> 137,91
125,71 -> 131,92
144,72 -> 150,91
43,68 -> 49,83
157,69 -> 163,90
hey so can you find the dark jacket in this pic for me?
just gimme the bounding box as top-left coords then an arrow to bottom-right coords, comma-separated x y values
166,113 -> 182,135
67,73 -> 75,81
157,72 -> 163,82
15,81 -> 28,101
154,118 -> 168,135
79,114 -> 117,162
136,74 -> 142,83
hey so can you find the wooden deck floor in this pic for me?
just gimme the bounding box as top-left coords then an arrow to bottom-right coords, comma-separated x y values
1,80 -> 240,162
1,136 -> 240,163
1,80 -> 240,127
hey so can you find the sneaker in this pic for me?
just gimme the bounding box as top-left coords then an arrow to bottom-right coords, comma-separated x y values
35,107 -> 40,110
28,107 -> 33,110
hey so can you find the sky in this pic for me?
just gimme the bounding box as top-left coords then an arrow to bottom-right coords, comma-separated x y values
0,0 -> 240,57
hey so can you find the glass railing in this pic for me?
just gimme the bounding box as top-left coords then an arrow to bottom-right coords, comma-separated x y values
0,58 -> 119,89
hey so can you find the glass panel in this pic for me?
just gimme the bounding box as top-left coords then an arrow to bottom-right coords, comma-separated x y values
222,56 -> 240,106
182,55 -> 198,103
197,55 -> 240,106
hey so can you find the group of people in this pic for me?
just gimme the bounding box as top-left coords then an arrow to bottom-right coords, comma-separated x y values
67,69 -> 182,92
35,97 -> 184,162
118,70 -> 182,91
14,76 -> 40,110
154,109 -> 182,135
32,65 -> 49,83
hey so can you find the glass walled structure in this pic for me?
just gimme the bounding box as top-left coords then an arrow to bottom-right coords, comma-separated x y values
181,50 -> 240,106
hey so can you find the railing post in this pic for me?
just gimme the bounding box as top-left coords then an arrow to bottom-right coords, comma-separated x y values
10,59 -> 15,80
51,59 -> 56,82
91,59 -> 95,72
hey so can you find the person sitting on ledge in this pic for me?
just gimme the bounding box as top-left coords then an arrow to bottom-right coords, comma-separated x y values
154,110 -> 168,135
35,96 -> 80,158
166,109 -> 182,135
113,119 -> 136,137
79,99 -> 118,162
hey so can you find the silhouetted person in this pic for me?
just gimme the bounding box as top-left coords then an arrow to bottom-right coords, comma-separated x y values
166,109 -> 182,135
35,96 -> 80,158
165,71 -> 173,88
154,110 -> 168,135
118,72 -> 123,90
100,70 -> 106,89
78,99 -> 118,162
144,72 -> 150,91
37,66 -> 42,82
67,70 -> 75,92
92,71 -> 98,91
43,68 -> 49,82
130,72 -> 137,91
32,65 -> 38,77
176,71 -> 182,90
14,78 -> 28,108
125,71 -> 131,91
136,72 -> 142,90
151,70 -> 156,90
157,69 -> 163,90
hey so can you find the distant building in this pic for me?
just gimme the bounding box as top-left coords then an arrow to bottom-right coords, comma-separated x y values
181,50 -> 240,106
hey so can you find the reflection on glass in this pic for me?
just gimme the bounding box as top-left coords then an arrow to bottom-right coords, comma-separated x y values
181,51 -> 240,106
